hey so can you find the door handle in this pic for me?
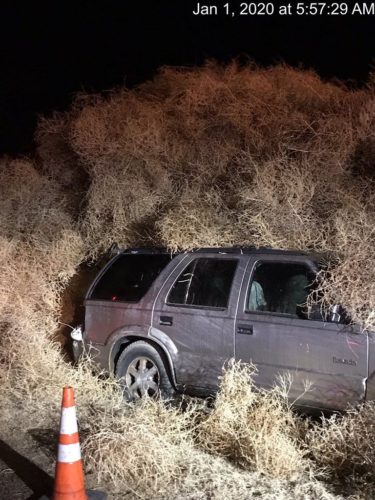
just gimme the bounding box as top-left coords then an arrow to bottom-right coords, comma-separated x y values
237,325 -> 253,335
160,315 -> 173,326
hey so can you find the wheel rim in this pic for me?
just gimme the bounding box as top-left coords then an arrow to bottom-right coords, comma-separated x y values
124,356 -> 160,400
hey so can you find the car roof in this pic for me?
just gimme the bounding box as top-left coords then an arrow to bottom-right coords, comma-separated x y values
109,246 -> 329,268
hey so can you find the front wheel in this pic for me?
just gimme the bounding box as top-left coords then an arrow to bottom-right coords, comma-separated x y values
116,341 -> 175,401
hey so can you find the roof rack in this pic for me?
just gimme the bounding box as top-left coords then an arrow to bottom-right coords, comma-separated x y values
193,246 -> 254,254
122,247 -> 173,254
119,246 -> 310,257
192,247 -> 308,256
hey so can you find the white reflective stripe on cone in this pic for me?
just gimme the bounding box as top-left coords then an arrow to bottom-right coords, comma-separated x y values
60,406 -> 78,435
57,442 -> 82,463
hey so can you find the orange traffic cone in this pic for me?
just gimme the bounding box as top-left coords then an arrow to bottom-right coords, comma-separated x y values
53,386 -> 87,500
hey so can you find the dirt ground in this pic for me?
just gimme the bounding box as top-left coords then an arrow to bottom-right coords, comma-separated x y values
0,456 -> 33,500
0,439 -> 53,499
0,411 -> 55,500
0,409 -> 101,500
0,401 -> 92,499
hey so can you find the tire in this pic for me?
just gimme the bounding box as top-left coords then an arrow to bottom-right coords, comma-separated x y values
116,340 -> 176,401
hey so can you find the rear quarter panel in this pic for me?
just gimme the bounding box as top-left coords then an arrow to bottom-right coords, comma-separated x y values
83,253 -> 188,372
84,253 -> 183,345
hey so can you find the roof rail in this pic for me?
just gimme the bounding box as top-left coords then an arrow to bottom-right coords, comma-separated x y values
119,246 -> 310,257
193,246 -> 307,256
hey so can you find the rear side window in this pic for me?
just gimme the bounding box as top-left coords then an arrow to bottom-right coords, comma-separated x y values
167,258 -> 238,308
91,254 -> 172,302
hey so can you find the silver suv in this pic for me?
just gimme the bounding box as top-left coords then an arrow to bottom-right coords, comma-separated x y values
72,247 -> 374,411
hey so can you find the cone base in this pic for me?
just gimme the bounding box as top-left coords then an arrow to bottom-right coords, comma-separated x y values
39,490 -> 107,500
53,460 -> 86,500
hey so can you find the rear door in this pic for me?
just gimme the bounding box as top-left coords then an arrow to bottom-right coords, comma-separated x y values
152,254 -> 246,391
235,255 -> 368,410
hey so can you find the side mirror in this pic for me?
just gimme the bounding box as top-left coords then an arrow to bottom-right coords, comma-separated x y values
304,303 -> 350,324
329,304 -> 342,323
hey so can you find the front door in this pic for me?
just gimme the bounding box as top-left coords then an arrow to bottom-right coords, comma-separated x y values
235,256 -> 368,410
152,255 -> 246,391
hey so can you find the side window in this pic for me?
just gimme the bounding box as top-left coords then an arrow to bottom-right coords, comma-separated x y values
91,254 -> 172,302
168,258 -> 238,308
246,262 -> 315,317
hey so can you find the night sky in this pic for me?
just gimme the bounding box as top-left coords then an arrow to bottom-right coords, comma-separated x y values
0,1 -> 374,155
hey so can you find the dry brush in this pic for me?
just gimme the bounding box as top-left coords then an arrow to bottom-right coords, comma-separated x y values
1,63 -> 375,498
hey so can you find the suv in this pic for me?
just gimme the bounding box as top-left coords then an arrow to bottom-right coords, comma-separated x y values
72,247 -> 374,411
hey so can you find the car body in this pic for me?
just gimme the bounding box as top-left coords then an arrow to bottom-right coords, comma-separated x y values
73,247 -> 375,411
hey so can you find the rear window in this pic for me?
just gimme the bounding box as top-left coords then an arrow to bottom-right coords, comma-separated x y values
90,254 -> 172,302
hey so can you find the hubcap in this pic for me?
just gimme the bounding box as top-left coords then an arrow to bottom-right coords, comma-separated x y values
124,356 -> 160,400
